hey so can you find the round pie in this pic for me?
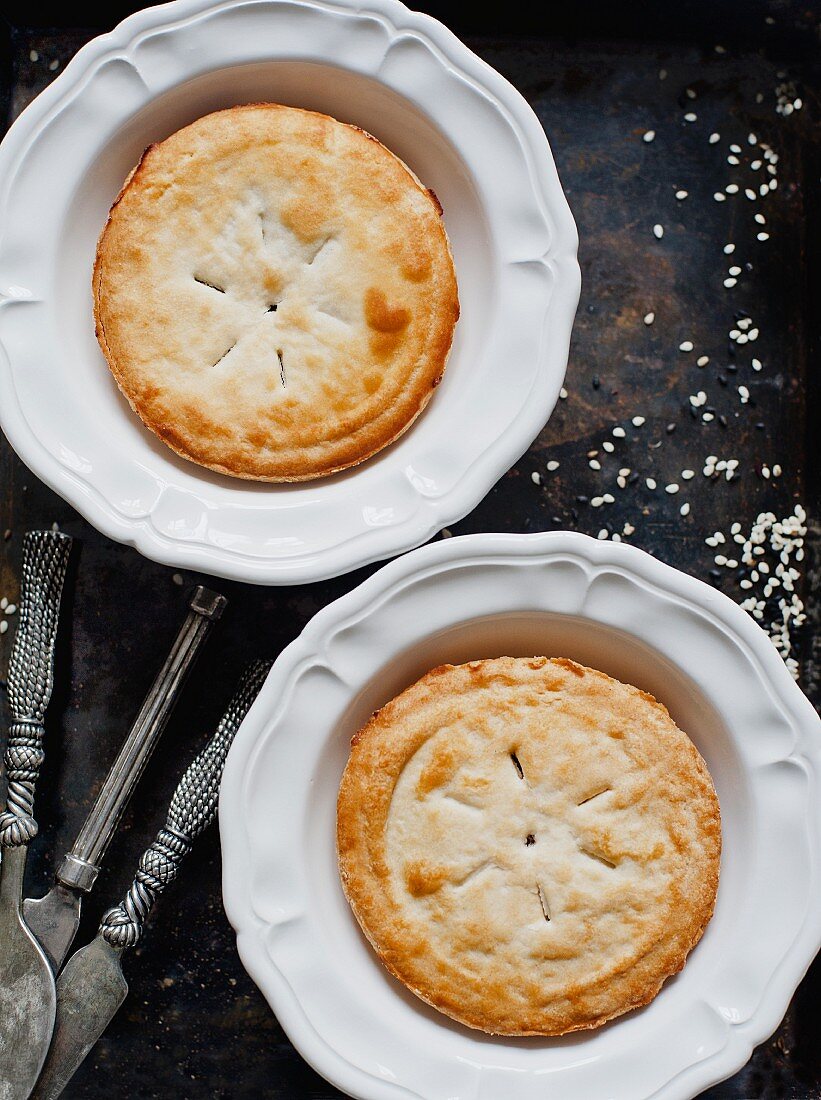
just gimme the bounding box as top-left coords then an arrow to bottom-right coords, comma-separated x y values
337,656 -> 721,1035
93,103 -> 459,481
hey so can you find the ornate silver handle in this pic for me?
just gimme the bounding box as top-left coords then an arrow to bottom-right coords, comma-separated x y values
99,659 -> 270,949
0,530 -> 72,849
55,585 -> 227,893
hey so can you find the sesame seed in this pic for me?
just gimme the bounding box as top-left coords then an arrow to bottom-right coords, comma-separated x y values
5,603 -> 16,615
724,243 -> 735,254
591,496 -> 604,507
559,387 -> 568,399
697,355 -> 709,367
603,441 -> 615,453
0,621 -> 7,636
547,460 -> 560,471
612,426 -> 626,438
724,278 -> 737,288
755,213 -> 766,225
645,478 -> 657,490
773,464 -> 782,476
682,469 -> 695,479
30,49 -> 39,62
602,493 -> 615,504
643,130 -> 656,143
653,224 -> 664,239
751,160 -> 762,170
675,190 -> 688,200
589,459 -> 602,470
727,155 -> 740,165
702,412 -> 715,421
714,192 -> 726,202
679,340 -> 694,352
598,529 -> 609,540
617,476 -> 627,489
531,471 -> 542,485
709,132 -> 720,144
757,232 -> 770,241
726,183 -> 739,194
659,69 -> 667,80
623,523 -> 635,535
632,416 -> 645,427
684,112 -> 697,122
748,133 -> 758,145
680,502 -> 690,516
644,311 -> 655,325
665,483 -> 679,494
730,144 -> 742,154
729,266 -> 742,276
619,468 -> 631,477
686,87 -> 696,99
752,358 -> 762,371
0,597 -> 5,610
745,188 -> 756,200
48,59 -> 59,72
715,555 -> 727,566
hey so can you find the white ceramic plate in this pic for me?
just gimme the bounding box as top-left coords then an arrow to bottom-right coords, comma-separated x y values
0,0 -> 579,585
220,530 -> 821,1100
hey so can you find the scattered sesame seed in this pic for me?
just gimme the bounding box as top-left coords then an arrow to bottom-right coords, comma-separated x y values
659,69 -> 667,80
619,467 -> 631,477
0,621 -> 7,636
441,528 -> 453,538
738,385 -> 750,404
697,355 -> 710,367
623,523 -> 635,536
748,132 -> 758,145
709,132 -> 720,144
679,340 -> 694,352
772,464 -> 782,476
559,387 -> 568,400
681,469 -> 695,480
0,597 -> 6,610
757,232 -> 770,241
531,471 -> 542,485
752,358 -> 762,371
686,87 -> 696,99
730,144 -> 742,154
172,573 -> 184,586
653,223 -> 664,239
745,188 -> 756,200
48,59 -> 59,72
680,502 -> 690,516
729,266 -> 742,276
602,493 -> 615,504
591,496 -> 604,508
714,192 -> 726,202
724,244 -> 735,254
589,459 -> 602,471
632,416 -> 645,427
597,529 -> 609,540
684,112 -> 697,122
5,604 -> 16,616
612,426 -> 626,438
702,412 -> 715,422
645,477 -> 657,490
755,213 -> 766,225
29,50 -> 39,62
547,460 -> 560,471
602,441 -> 615,453
643,130 -> 656,143
726,183 -> 739,194
727,155 -> 739,165
665,483 -> 679,494
644,311 -> 655,325
675,190 -> 688,200
724,278 -> 737,288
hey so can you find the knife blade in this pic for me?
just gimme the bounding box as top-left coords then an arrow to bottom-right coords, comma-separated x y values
0,531 -> 72,1100
31,659 -> 271,1099
24,585 -> 227,972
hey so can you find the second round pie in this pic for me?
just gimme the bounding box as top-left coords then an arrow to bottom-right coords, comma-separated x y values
337,656 -> 721,1035
93,103 -> 459,481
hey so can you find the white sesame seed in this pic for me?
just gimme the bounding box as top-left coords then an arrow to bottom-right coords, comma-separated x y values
726,183 -> 739,194
738,318 -> 751,329
730,144 -> 742,153
702,412 -> 715,422
748,328 -> 759,340
597,529 -> 609,540
680,502 -> 690,516
740,579 -> 753,589
602,493 -> 615,504
644,312 -> 655,325
645,478 -> 657,490
709,132 -> 720,144
723,243 -> 735,254
623,523 -> 635,535
665,483 -> 679,494
675,190 -> 688,200
613,426 -> 626,438
769,179 -> 778,191
602,441 -> 615,453
172,572 -> 184,586
697,355 -> 709,366
653,224 -> 664,239
0,621 -> 8,636
757,232 -> 770,241
632,416 -> 645,427
761,466 -> 770,479
727,155 -> 740,165
48,59 -> 59,72
748,132 -> 758,145
729,266 -> 742,276
589,459 -> 601,471
745,188 -> 756,200
755,213 -> 766,225
724,278 -> 737,288
617,476 -> 627,489
659,69 -> 667,80
547,460 -> 560,471
560,387 -> 568,399
773,464 -> 782,476
684,112 -> 697,122
5,604 -> 16,615
612,533 -> 622,543
726,559 -> 739,569
686,87 -> 696,99
0,597 -> 6,610
681,469 -> 695,480
30,49 -> 39,62
738,385 -> 750,403
736,330 -> 748,342
752,358 -> 762,371
715,554 -> 727,566
643,130 -> 656,143
619,467 -> 631,477
531,471 -> 541,485
751,159 -> 762,170
714,192 -> 726,202
591,496 -> 604,507
679,340 -> 694,352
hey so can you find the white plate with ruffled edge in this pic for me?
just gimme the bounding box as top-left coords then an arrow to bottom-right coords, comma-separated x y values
220,530 -> 821,1100
0,0 -> 579,584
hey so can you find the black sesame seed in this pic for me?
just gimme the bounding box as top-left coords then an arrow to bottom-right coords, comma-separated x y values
718,375 -> 728,386
592,376 -> 601,390
576,495 -> 589,503
719,415 -> 728,427
666,423 -> 676,434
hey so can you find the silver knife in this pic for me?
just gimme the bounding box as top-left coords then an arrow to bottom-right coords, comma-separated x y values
31,659 -> 271,1100
24,585 -> 227,973
0,530 -> 72,1100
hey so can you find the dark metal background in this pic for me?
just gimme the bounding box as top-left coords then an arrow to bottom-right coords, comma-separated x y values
1,1 -> 818,1096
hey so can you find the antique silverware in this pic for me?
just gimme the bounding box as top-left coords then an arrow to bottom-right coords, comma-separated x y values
24,585 -> 227,973
0,531 -> 72,1100
31,659 -> 271,1100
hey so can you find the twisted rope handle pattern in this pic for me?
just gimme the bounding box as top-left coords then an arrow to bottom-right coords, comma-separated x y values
100,659 -> 271,949
0,530 -> 72,848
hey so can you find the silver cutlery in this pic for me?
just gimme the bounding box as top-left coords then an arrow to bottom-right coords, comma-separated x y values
32,659 -> 271,1099
24,585 -> 227,972
0,531 -> 72,1100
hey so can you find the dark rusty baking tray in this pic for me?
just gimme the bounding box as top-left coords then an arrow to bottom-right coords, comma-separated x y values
1,0 -> 818,1096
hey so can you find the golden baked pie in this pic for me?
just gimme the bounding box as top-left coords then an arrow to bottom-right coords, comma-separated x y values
93,103 -> 459,481
337,656 -> 721,1035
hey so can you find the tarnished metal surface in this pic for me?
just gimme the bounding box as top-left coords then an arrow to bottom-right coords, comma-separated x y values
1,3 -> 818,1097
